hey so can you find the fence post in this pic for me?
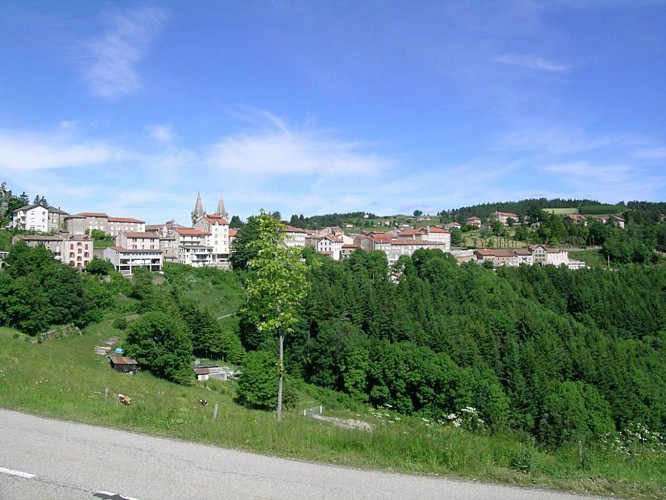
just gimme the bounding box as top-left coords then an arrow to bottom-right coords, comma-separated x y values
213,403 -> 219,421
104,387 -> 109,402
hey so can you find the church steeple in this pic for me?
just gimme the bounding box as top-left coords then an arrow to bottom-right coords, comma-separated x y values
191,191 -> 205,225
215,194 -> 227,219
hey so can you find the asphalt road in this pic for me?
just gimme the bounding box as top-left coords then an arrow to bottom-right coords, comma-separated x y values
0,409 -> 607,499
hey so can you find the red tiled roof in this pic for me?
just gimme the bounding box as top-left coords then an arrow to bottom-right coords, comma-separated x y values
427,226 -> 449,233
108,217 -> 145,223
398,229 -> 421,236
205,215 -> 228,225
229,229 -> 238,237
475,249 -> 515,257
77,212 -> 108,218
390,239 -> 420,246
176,228 -> 209,236
283,226 -> 308,233
320,235 -> 342,243
15,234 -> 63,242
121,231 -> 159,239
369,234 -> 393,242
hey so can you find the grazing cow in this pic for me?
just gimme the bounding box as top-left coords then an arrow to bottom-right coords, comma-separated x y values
118,393 -> 132,406
199,399 -> 208,407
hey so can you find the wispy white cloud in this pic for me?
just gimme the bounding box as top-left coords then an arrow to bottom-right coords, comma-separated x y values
497,127 -> 646,154
0,131 -> 128,171
541,161 -> 632,182
84,6 -> 167,99
206,113 -> 392,178
635,147 -> 666,159
147,124 -> 174,143
496,54 -> 570,73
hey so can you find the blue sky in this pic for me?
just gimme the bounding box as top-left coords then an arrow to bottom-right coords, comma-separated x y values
1,1 -> 665,224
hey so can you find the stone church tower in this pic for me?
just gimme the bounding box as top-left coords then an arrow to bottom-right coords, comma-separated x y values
192,192 -> 229,226
215,194 -> 228,219
191,191 -> 206,226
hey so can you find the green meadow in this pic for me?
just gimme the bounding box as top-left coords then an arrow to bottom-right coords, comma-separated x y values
1,325 -> 664,499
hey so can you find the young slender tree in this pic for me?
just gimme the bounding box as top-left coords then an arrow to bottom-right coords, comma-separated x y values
243,210 -> 312,423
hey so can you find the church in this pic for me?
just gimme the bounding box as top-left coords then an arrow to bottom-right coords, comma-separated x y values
191,192 -> 231,267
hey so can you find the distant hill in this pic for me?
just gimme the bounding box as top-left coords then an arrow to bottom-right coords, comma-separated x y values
440,198 -> 625,223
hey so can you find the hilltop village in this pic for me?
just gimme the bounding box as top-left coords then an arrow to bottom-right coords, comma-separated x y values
1,192 -> 596,275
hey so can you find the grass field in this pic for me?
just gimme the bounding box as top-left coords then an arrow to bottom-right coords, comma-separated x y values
543,208 -> 579,215
569,250 -> 609,268
1,325 -> 665,498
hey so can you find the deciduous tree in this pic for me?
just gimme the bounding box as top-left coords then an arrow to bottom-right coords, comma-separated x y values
242,210 -> 312,423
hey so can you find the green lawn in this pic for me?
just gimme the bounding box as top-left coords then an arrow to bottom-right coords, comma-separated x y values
1,326 -> 664,498
543,208 -> 579,215
569,250 -> 608,268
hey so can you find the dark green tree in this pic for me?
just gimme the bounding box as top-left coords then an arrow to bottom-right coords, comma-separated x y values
86,257 -> 115,275
235,350 -> 278,410
229,215 -> 244,229
124,311 -> 193,384
538,381 -> 614,447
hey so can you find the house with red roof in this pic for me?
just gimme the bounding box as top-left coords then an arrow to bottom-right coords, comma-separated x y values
466,216 -> 482,228
175,228 -> 213,267
491,211 -> 519,226
65,212 -> 145,236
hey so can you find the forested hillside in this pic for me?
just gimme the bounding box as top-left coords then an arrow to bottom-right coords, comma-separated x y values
2,218 -> 665,450
242,249 -> 666,447
441,198 -> 623,222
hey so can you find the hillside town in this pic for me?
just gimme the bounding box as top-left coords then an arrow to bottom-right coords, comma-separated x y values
4,193 -> 590,274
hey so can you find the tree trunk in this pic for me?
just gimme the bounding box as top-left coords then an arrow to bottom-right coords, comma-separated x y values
276,332 -> 284,424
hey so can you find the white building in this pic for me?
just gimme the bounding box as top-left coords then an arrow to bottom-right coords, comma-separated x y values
474,245 -> 582,269
116,231 -> 161,250
283,226 -> 308,248
104,246 -> 163,275
178,245 -> 213,267
12,204 -> 49,232
315,235 -> 343,260
175,228 -> 213,267
194,214 -> 230,267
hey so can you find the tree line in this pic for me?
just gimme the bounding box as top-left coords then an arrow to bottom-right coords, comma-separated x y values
240,245 -> 666,447
2,207 -> 665,448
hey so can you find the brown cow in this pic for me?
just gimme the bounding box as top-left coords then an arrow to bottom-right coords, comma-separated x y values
118,393 -> 132,406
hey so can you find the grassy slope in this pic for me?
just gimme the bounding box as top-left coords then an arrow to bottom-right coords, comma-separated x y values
1,324 -> 664,498
569,250 -> 608,268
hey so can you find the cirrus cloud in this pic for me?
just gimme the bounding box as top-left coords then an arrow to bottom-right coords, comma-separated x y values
0,131 -> 128,171
84,5 -> 168,99
207,118 -> 392,178
496,54 -> 570,73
